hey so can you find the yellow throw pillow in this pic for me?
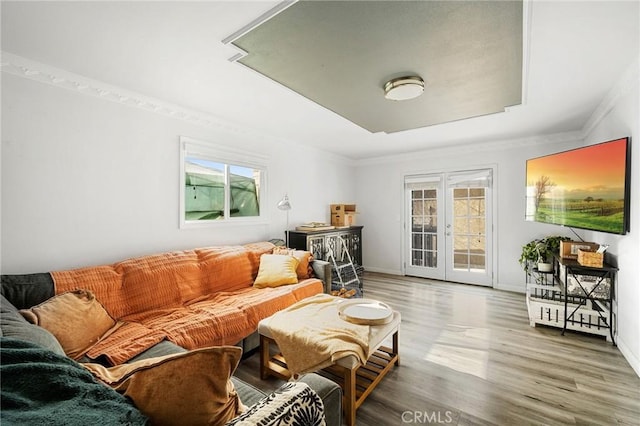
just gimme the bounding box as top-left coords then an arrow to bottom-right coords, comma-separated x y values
83,346 -> 244,426
253,254 -> 299,288
19,289 -> 117,360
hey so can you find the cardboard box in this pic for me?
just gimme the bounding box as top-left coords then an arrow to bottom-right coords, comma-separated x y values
330,204 -> 356,214
559,241 -> 599,259
331,212 -> 356,227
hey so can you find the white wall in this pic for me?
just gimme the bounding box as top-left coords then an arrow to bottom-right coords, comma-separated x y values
355,134 -> 580,292
0,74 -> 355,273
581,68 -> 639,376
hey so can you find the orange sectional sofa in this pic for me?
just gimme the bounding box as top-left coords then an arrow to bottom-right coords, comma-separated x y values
49,241 -> 328,365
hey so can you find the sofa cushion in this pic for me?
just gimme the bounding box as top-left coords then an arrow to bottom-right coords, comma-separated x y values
121,280 -> 324,353
290,278 -> 326,301
51,265 -> 127,318
0,294 -> 65,356
19,289 -> 117,360
117,250 -> 198,313
84,346 -> 244,426
253,254 -> 299,288
197,246 -> 256,296
212,286 -> 297,331
85,322 -> 168,366
243,241 -> 278,278
196,242 -> 275,296
126,339 -> 187,363
52,252 -> 198,319
129,304 -> 251,350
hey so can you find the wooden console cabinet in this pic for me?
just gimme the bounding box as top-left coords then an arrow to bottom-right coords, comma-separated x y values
286,226 -> 363,266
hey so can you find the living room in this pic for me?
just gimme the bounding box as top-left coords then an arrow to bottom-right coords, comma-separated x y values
1,0 -> 639,424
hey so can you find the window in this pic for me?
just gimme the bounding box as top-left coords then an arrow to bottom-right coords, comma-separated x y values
179,137 -> 267,228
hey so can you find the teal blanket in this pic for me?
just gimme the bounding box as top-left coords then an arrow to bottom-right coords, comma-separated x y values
1,337 -> 148,425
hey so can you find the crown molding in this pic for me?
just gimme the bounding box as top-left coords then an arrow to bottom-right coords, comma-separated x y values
1,51 -> 355,166
0,51 -> 265,139
222,1 -> 297,48
580,56 -> 640,139
354,130 -> 582,167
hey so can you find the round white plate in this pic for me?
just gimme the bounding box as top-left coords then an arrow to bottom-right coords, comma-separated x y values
338,299 -> 393,325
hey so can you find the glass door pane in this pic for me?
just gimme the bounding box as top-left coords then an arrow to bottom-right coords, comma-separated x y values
410,189 -> 438,268
405,176 -> 445,280
452,188 -> 486,271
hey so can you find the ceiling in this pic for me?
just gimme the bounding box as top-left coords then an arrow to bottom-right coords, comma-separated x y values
230,1 -> 522,133
1,1 -> 638,160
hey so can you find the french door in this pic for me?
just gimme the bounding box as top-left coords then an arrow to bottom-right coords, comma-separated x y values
404,169 -> 493,287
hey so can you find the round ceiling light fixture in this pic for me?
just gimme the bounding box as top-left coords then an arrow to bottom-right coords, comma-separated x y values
383,75 -> 424,101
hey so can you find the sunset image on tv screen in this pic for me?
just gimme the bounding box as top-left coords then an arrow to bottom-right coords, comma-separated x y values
525,138 -> 629,234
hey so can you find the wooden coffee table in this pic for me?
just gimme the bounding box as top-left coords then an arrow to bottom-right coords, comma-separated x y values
258,300 -> 400,426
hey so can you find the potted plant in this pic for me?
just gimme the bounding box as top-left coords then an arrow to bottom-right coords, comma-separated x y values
535,240 -> 554,272
519,235 -> 569,274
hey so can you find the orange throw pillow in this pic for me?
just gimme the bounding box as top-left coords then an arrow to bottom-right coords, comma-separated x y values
84,346 -> 244,425
19,289 -> 117,360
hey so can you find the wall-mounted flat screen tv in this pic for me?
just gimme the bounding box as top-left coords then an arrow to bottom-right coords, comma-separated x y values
525,137 -> 631,235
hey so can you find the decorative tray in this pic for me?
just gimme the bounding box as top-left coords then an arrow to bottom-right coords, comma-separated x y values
337,299 -> 393,325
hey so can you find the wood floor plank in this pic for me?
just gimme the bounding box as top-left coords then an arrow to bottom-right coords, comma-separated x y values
235,272 -> 640,425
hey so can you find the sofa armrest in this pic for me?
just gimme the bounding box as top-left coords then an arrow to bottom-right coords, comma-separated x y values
311,259 -> 332,293
1,273 -> 55,309
226,381 -> 328,426
298,373 -> 343,426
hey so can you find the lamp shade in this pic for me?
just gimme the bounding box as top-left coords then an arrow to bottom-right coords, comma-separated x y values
277,194 -> 291,210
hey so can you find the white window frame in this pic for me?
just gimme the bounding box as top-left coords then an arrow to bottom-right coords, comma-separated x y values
179,136 -> 268,229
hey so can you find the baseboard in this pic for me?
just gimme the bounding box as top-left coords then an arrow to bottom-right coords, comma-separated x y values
362,266 -> 402,275
364,271 -> 528,294
617,336 -> 640,378
494,281 -> 526,293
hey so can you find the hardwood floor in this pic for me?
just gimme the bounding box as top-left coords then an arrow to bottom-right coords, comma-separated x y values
235,272 -> 640,425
